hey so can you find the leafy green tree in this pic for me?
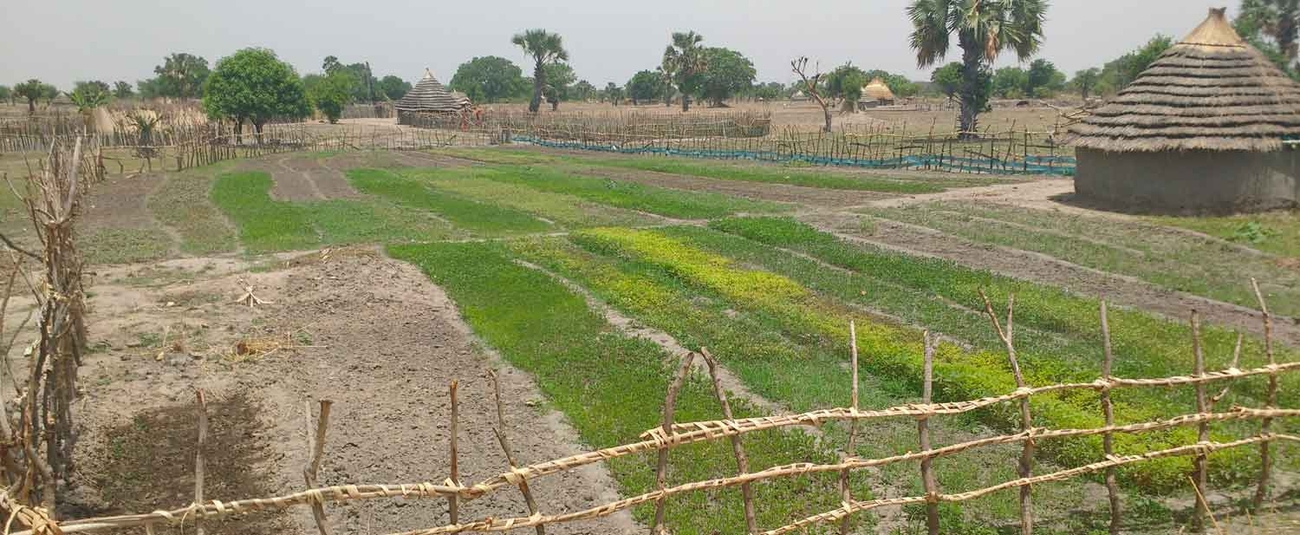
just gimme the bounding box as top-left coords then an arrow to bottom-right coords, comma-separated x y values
1070,68 -> 1101,99
136,78 -> 161,99
1238,0 -> 1300,64
306,70 -> 357,123
908,0 -> 1048,133
14,79 -> 56,113
512,29 -> 569,113
604,82 -> 625,105
572,80 -> 596,101
930,62 -> 964,102
1026,59 -> 1066,97
864,70 -> 920,98
322,55 -> 343,74
992,67 -> 1029,98
662,31 -> 707,111
627,70 -> 663,104
1096,34 -> 1173,94
202,48 -> 310,143
657,63 -> 675,107
112,81 -> 134,99
151,52 -> 210,98
746,81 -> 786,101
695,47 -> 755,107
450,56 -> 526,103
824,64 -> 868,104
542,62 -> 576,110
68,81 -> 112,111
377,75 -> 411,100
0,85 -> 10,105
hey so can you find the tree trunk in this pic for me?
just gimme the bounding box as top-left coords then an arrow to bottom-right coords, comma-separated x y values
823,107 -> 832,133
681,93 -> 690,112
27,99 -> 35,114
253,121 -> 264,145
530,61 -> 544,113
958,40 -> 986,139
234,118 -> 244,146
550,99 -> 559,111
1280,7 -> 1299,61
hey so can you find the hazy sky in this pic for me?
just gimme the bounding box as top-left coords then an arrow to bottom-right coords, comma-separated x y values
2,1 -> 1238,89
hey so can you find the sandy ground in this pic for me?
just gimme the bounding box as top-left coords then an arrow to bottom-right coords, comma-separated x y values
46,250 -> 636,534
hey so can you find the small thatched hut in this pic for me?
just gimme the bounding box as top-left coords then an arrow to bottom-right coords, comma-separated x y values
1067,8 -> 1300,214
396,70 -> 469,125
790,90 -> 809,102
859,78 -> 896,108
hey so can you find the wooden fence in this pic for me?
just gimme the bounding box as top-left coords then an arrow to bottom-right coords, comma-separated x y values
2,284 -> 1294,535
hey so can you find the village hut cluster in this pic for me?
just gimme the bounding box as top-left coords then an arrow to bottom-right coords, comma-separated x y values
396,70 -> 471,126
1068,8 -> 1300,214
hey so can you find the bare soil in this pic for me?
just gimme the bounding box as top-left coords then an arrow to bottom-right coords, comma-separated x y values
82,173 -> 168,231
62,249 -> 637,534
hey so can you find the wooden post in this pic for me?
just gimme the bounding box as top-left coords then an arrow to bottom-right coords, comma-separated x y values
839,322 -> 862,535
980,291 -> 1033,535
919,332 -> 940,535
1251,279 -> 1277,510
449,381 -> 460,525
1190,311 -> 1209,534
489,371 -> 545,535
700,348 -> 756,534
1099,302 -> 1121,535
651,352 -> 696,535
194,390 -> 208,535
303,399 -> 333,535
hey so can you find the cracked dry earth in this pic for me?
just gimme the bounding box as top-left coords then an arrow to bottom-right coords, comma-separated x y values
50,250 -> 636,534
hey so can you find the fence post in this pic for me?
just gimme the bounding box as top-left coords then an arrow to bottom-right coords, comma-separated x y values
449,381 -> 461,525
700,348 -> 757,534
303,399 -> 333,535
979,291 -> 1033,535
1251,279 -> 1277,510
652,352 -> 696,535
1190,311 -> 1210,534
194,389 -> 208,535
489,371 -> 545,535
918,332 -> 940,535
1098,302 -> 1121,535
839,322 -> 861,535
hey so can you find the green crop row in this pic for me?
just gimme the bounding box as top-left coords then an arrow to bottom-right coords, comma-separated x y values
346,168 -> 551,235
388,241 -> 859,533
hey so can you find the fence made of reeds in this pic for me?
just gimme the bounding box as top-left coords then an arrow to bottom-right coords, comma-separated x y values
2,284 -> 1292,535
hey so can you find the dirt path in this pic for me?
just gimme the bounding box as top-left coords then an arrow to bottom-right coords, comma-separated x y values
801,211 -> 1300,345
851,178 -> 1074,210
67,250 -> 637,534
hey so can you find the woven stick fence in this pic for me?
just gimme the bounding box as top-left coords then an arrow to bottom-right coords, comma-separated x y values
1,292 -> 1295,534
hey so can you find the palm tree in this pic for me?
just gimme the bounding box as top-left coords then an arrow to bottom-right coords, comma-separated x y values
1238,0 -> 1300,63
662,31 -> 706,111
908,0 -> 1048,135
512,29 -> 569,113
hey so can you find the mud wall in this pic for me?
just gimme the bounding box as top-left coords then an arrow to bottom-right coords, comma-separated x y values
1075,148 -> 1299,214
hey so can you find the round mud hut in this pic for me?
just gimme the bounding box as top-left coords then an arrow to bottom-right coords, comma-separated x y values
395,70 -> 469,125
1067,8 -> 1300,214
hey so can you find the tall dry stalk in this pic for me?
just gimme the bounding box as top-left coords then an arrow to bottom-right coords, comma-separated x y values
0,136 -> 89,524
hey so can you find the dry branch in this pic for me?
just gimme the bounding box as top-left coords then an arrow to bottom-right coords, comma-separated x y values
304,399 -> 333,535
839,323 -> 860,535
449,381 -> 460,525
919,332 -> 940,535
194,390 -> 208,535
1251,279 -> 1277,509
980,291 -> 1034,534
488,371 -> 544,535
700,348 -> 756,535
1190,311 -> 1210,534
1099,301 -> 1121,535
652,352 -> 695,535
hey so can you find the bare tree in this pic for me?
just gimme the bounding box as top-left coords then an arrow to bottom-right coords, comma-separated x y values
792,57 -> 832,133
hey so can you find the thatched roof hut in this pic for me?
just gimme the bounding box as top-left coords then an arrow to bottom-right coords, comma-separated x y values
862,78 -> 896,102
1067,8 -> 1300,213
396,70 -> 468,124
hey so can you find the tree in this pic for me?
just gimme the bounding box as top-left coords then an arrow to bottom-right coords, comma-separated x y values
112,81 -> 134,99
1026,59 -> 1066,97
1239,0 -> 1300,64
908,0 -> 1048,134
695,47 -> 755,107
992,67 -> 1029,98
203,48 -> 310,143
662,31 -> 707,111
1096,34 -> 1174,94
14,79 -> 56,113
824,64 -> 869,104
377,75 -> 411,101
305,70 -> 357,123
451,56 -> 527,103
604,82 -> 625,105
747,81 -> 786,101
68,81 -> 112,112
151,52 -> 210,98
930,62 -> 964,102
791,57 -> 834,133
627,70 -> 663,105
322,55 -> 343,74
657,63 -> 675,107
572,80 -> 596,102
0,85 -> 9,106
512,29 -> 569,113
542,62 -> 576,110
1068,68 -> 1101,99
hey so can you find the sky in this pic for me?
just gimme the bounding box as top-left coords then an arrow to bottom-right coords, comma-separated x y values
1,1 -> 1240,90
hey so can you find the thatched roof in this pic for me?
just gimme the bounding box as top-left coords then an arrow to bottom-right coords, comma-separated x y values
862,78 -> 896,101
395,70 -> 468,112
1067,8 -> 1300,152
